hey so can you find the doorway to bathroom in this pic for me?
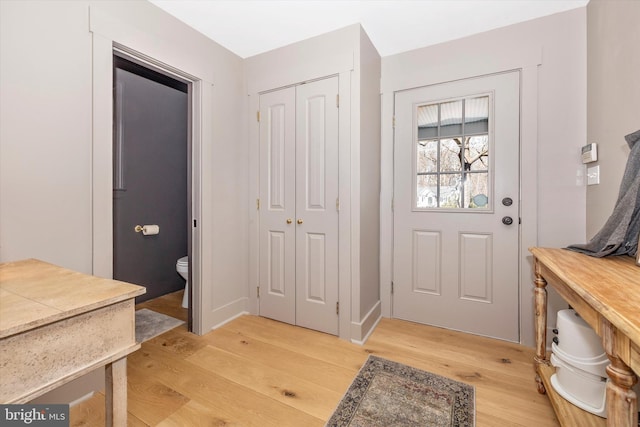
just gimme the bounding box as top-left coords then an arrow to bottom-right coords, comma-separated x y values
112,53 -> 191,307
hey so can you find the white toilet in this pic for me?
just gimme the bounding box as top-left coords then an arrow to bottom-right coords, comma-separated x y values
176,256 -> 189,308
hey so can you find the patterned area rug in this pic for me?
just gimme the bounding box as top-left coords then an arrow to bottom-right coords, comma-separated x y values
135,309 -> 184,343
326,355 -> 475,427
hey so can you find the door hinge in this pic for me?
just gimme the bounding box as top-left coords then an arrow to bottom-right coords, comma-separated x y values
336,94 -> 339,108
256,198 -> 260,210
391,197 -> 394,212
257,110 -> 260,122
257,286 -> 260,298
336,197 -> 340,212
336,301 -> 339,315
193,219 -> 197,228
392,116 -> 396,128
391,281 -> 394,294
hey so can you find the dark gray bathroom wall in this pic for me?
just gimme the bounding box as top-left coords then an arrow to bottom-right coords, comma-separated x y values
113,58 -> 188,302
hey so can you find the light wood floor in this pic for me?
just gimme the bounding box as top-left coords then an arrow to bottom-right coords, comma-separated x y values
70,291 -> 559,426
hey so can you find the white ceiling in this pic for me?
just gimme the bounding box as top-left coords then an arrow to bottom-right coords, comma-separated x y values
148,0 -> 588,59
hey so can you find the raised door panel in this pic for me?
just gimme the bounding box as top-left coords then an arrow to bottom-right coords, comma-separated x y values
268,103 -> 288,210
267,231 -> 286,295
459,232 -> 493,303
303,233 -> 327,302
304,95 -> 327,210
412,230 -> 441,295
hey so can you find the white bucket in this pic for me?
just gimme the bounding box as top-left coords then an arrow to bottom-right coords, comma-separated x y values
555,309 -> 606,360
550,352 -> 607,418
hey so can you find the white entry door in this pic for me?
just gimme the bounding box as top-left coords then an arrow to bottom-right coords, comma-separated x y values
393,71 -> 520,342
258,77 -> 340,335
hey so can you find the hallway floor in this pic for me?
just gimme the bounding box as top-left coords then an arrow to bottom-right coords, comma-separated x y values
70,291 -> 558,426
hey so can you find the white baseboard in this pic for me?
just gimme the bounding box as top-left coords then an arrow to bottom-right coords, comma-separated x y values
350,301 -> 382,345
69,391 -> 95,408
204,297 -> 249,332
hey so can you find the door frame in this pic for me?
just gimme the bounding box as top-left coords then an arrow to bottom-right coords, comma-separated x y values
380,47 -> 542,347
90,13 -> 205,333
111,47 -> 194,317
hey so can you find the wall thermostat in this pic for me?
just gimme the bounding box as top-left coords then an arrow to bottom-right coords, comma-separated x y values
581,143 -> 597,164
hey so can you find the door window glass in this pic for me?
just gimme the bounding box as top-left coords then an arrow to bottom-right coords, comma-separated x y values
416,95 -> 490,209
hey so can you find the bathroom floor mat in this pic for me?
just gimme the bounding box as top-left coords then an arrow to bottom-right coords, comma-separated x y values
135,308 -> 185,343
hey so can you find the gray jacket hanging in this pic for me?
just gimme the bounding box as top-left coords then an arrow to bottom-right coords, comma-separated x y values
567,129 -> 640,258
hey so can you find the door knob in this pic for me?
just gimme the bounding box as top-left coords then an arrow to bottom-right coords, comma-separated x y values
502,197 -> 513,207
286,218 -> 292,224
502,216 -> 513,225
297,219 -> 303,224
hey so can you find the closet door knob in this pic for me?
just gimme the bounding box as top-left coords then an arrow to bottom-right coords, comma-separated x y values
286,219 -> 293,224
297,219 -> 303,224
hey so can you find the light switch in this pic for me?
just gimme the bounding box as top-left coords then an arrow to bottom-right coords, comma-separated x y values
587,165 -> 600,186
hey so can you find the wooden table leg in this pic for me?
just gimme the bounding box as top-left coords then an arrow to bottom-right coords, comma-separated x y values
601,318 -> 639,427
105,357 -> 128,427
533,258 -> 548,394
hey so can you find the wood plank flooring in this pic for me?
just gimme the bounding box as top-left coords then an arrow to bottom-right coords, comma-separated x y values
70,291 -> 559,426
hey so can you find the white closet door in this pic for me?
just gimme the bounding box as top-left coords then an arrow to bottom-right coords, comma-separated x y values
295,77 -> 340,335
258,87 -> 296,324
258,77 -> 339,335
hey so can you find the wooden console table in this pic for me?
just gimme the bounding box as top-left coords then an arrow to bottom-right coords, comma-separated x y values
0,259 -> 145,426
530,247 -> 640,427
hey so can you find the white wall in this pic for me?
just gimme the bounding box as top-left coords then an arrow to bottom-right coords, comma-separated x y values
0,0 -> 247,402
586,0 -> 640,238
87,1 -> 248,334
0,0 -> 248,326
1,0 -> 591,397
357,28 -> 382,329
380,8 -> 587,346
1,0 -> 93,273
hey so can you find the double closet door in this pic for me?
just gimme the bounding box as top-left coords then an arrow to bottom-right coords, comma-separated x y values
258,77 -> 339,336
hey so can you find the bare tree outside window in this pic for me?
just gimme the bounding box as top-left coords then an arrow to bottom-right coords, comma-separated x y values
416,96 -> 490,209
